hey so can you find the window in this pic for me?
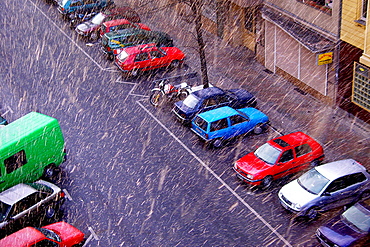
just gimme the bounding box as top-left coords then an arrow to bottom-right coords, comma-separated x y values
230,115 -> 248,126
217,95 -> 231,104
295,144 -> 312,157
297,0 -> 332,15
325,177 -> 347,192
134,53 -> 149,62
362,0 -> 368,20
210,118 -> 228,132
352,62 -> 370,112
194,117 -> 208,131
279,149 -> 294,163
203,98 -> 217,107
150,50 -> 164,59
4,150 -> 27,174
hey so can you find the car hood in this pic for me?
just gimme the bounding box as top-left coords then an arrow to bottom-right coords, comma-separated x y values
279,179 -> 318,208
44,222 -> 84,245
76,21 -> 98,32
318,216 -> 360,247
236,153 -> 272,175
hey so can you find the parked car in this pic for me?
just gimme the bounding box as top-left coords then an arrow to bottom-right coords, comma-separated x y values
233,131 -> 325,188
58,0 -> 114,18
278,159 -> 370,219
316,198 -> 370,247
100,18 -> 151,38
101,28 -> 173,59
115,43 -> 185,77
75,7 -> 141,40
0,221 -> 85,247
172,87 -> 257,124
191,106 -> 269,148
0,115 -> 8,126
0,180 -> 65,233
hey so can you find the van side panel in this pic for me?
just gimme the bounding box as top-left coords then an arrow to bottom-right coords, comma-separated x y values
0,112 -> 65,192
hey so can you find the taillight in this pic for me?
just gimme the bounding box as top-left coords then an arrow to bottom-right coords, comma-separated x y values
59,191 -> 65,198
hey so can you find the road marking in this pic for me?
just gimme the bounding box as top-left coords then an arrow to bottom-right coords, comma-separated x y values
28,0 -> 111,71
136,100 -> 292,247
83,226 -> 100,246
62,189 -> 73,201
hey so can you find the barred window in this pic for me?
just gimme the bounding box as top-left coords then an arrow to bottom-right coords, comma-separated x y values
352,62 -> 370,112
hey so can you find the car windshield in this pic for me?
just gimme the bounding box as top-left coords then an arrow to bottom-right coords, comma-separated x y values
91,13 -> 106,25
0,201 -> 11,222
342,204 -> 370,232
254,143 -> 281,165
194,116 -> 208,131
117,50 -> 129,61
297,168 -> 329,195
36,227 -> 62,242
183,94 -> 200,109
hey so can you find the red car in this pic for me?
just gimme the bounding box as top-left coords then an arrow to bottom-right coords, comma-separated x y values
233,131 -> 324,188
115,43 -> 185,77
100,18 -> 151,38
0,221 -> 85,247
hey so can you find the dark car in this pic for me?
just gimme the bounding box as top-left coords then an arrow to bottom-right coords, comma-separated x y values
172,87 -> 257,124
0,116 -> 8,126
316,198 -> 370,247
101,29 -> 174,59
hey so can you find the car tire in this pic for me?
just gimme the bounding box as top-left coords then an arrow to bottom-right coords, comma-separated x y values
361,190 -> 370,200
310,159 -> 321,167
253,123 -> 266,135
171,60 -> 180,68
44,164 -> 57,179
211,138 -> 224,148
178,90 -> 189,101
305,207 -> 318,219
131,69 -> 139,77
45,206 -> 56,219
90,31 -> 99,41
260,176 -> 273,189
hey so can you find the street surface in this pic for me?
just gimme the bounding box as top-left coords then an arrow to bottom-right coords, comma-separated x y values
0,0 -> 368,246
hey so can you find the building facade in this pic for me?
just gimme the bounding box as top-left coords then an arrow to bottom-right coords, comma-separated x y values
339,0 -> 370,123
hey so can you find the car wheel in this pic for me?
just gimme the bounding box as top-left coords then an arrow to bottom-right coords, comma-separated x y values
361,190 -> 370,200
260,176 -> 273,189
310,159 -> 321,167
305,207 -> 318,219
131,69 -> 139,77
90,31 -> 99,41
44,164 -> 56,179
171,60 -> 180,68
253,123 -> 266,135
211,138 -> 224,148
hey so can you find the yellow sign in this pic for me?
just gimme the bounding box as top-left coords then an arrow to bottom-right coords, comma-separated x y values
317,52 -> 333,65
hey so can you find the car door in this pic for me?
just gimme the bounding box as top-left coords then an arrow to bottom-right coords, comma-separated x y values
272,149 -> 295,179
149,49 -> 167,69
209,118 -> 229,140
229,114 -> 249,137
291,143 -> 313,171
217,94 -> 233,108
133,52 -> 150,70
319,173 -> 367,211
200,97 -> 218,113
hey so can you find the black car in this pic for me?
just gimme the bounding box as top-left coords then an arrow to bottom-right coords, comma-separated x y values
316,198 -> 370,247
172,87 -> 257,124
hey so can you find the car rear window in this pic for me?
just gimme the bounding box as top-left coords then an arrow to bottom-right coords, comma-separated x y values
194,116 -> 208,131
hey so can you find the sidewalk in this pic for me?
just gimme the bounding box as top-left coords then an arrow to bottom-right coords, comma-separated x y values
120,0 -> 370,165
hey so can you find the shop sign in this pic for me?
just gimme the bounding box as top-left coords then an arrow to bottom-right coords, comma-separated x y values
317,52 -> 333,65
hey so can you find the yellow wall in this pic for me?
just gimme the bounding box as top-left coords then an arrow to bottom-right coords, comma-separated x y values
341,0 -> 366,49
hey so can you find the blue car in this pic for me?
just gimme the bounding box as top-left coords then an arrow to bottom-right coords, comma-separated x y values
58,0 -> 113,17
191,106 -> 269,147
316,198 -> 370,247
172,87 -> 257,124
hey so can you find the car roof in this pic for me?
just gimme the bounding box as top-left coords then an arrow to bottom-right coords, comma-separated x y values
0,226 -> 45,246
0,183 -> 37,205
316,159 -> 367,181
268,131 -> 315,148
191,87 -> 225,98
103,18 -> 131,27
196,106 -> 238,122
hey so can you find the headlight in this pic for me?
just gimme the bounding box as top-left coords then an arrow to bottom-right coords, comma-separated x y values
246,174 -> 254,179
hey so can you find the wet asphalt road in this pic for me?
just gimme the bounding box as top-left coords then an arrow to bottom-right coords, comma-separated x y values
0,0 -> 359,246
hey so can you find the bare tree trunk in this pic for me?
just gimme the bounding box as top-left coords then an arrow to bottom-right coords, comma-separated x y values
190,0 -> 209,88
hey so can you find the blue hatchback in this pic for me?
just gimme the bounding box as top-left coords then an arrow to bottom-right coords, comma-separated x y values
191,106 -> 269,147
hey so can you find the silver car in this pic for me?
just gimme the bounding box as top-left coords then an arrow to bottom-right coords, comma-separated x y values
0,180 -> 65,233
278,159 -> 370,219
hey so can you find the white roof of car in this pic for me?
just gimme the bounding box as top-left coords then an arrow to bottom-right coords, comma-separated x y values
0,183 -> 37,205
316,159 -> 366,181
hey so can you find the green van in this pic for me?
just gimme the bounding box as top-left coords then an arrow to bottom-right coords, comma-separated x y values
0,112 -> 66,192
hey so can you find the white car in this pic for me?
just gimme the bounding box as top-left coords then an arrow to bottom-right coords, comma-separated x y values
0,180 -> 65,233
278,159 -> 370,219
